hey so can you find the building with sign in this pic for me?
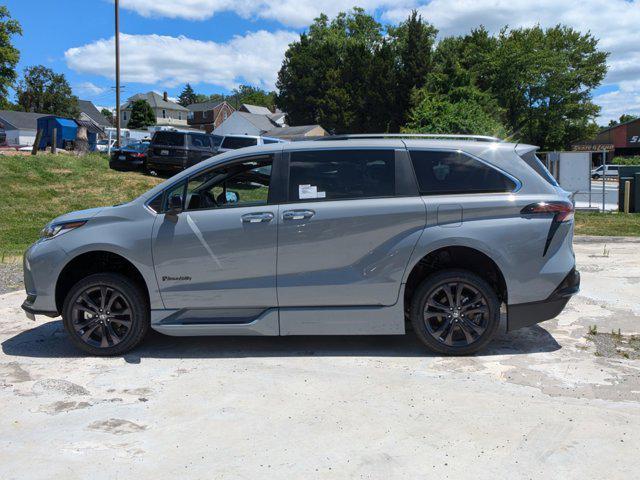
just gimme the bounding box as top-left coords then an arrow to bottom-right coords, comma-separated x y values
572,117 -> 640,156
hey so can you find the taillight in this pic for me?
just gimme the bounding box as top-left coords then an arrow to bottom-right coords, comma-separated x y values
521,201 -> 574,256
133,153 -> 145,158
521,201 -> 574,222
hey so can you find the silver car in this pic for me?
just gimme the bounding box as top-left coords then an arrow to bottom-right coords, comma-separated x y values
22,134 -> 580,356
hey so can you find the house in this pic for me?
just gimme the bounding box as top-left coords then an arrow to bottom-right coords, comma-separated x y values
265,125 -> 327,141
212,111 -> 281,136
187,100 -> 234,133
78,100 -> 111,129
120,92 -> 188,128
0,110 -> 47,146
239,103 -> 287,127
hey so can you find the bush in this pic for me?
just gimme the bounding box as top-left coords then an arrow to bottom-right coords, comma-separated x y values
613,156 -> 640,166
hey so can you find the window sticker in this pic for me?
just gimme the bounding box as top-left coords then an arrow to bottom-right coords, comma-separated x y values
299,184 -> 317,199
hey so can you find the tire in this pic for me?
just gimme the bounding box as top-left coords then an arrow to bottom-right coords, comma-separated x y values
410,269 -> 500,356
62,273 -> 149,356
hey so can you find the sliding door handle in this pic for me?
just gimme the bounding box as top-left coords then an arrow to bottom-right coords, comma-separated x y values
241,212 -> 274,223
283,209 -> 315,220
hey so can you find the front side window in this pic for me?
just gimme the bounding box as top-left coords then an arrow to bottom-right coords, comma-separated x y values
221,136 -> 258,149
409,150 -> 516,195
184,157 -> 273,211
288,149 -> 395,201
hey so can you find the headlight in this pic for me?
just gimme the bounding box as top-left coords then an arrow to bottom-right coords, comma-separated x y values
40,220 -> 87,239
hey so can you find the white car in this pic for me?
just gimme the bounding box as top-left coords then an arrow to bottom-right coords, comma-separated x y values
96,139 -> 116,153
216,135 -> 287,154
591,164 -> 619,179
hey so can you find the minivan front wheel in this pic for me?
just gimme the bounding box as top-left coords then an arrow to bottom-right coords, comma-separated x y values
410,269 -> 500,355
62,273 -> 149,356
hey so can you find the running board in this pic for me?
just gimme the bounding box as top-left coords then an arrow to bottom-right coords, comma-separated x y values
151,308 -> 279,336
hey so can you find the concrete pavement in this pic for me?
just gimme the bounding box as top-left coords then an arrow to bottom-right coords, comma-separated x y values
0,240 -> 639,479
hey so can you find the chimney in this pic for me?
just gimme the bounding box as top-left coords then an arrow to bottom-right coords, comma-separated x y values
163,91 -> 168,102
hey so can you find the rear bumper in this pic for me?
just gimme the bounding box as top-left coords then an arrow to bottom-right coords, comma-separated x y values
109,159 -> 144,170
507,268 -> 580,331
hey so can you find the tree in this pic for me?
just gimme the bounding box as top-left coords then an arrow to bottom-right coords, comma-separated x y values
16,65 -> 79,117
127,99 -> 156,129
608,114 -> 638,127
100,108 -> 113,125
229,85 -> 276,110
178,83 -> 197,106
403,86 -> 508,137
388,10 -> 437,127
0,6 -> 22,108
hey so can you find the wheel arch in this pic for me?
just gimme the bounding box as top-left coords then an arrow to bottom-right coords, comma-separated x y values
403,245 -> 508,316
55,250 -> 151,314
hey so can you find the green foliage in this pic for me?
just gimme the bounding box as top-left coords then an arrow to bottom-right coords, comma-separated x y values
100,108 -> 113,125
608,114 -> 638,128
16,65 -> 79,117
403,86 -> 508,137
178,83 -> 198,106
277,8 -> 433,133
0,6 -> 21,106
612,156 -> 640,166
127,99 -> 156,129
230,85 -> 276,110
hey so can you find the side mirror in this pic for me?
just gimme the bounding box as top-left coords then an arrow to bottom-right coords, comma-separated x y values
226,191 -> 239,204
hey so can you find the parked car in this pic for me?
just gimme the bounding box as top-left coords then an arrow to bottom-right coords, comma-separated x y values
96,138 -> 116,153
146,130 -> 219,173
591,164 -> 620,179
216,134 -> 286,154
109,141 -> 150,171
22,134 -> 579,356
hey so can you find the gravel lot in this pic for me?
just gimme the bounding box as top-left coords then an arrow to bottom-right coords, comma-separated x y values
1,239 -> 639,479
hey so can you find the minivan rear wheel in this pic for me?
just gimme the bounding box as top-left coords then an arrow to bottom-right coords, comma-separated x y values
410,269 -> 500,355
62,273 -> 149,356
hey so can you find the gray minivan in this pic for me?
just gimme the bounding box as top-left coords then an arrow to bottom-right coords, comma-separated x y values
22,134 -> 579,356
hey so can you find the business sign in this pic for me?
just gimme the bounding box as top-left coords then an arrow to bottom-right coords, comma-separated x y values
571,143 -> 614,151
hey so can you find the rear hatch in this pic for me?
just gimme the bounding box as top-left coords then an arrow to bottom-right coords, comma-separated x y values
149,131 -> 187,168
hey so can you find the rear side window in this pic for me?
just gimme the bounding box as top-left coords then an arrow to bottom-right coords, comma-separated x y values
189,133 -> 211,148
153,131 -> 185,147
409,150 -> 516,195
288,149 -> 395,201
519,151 -> 558,186
221,136 -> 258,149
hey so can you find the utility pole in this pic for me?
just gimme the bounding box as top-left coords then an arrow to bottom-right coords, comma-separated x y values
115,0 -> 121,148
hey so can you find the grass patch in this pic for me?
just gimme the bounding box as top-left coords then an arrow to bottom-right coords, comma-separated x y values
574,211 -> 640,237
0,153 -> 162,257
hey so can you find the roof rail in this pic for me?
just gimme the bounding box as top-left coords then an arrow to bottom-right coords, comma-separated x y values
315,133 -> 502,142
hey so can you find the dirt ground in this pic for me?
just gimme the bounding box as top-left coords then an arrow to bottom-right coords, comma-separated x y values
0,239 -> 639,479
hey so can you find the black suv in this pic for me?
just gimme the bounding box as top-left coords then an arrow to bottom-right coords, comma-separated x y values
146,131 -> 220,173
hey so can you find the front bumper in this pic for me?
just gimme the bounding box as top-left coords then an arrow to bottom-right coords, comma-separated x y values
21,294 -> 58,319
507,268 -> 580,331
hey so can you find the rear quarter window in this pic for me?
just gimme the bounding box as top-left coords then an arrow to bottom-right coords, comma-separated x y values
153,131 -> 185,147
519,151 -> 558,186
409,150 -> 516,195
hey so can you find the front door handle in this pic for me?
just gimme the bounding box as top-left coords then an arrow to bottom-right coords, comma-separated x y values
241,212 -> 274,223
283,209 -> 315,221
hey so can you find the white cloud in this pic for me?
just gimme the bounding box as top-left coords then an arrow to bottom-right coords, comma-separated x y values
120,0 -> 415,28
65,30 -> 298,90
383,0 -> 640,122
76,81 -> 108,96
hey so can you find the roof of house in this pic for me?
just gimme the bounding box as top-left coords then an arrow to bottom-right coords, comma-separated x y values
186,100 -> 227,112
240,104 -> 272,115
0,110 -> 48,130
76,118 -> 104,134
123,92 -> 189,111
235,111 -> 279,132
78,100 -> 111,127
265,125 -> 326,138
268,112 -> 286,122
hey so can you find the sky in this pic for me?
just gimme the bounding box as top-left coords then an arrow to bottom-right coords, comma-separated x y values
5,0 -> 640,124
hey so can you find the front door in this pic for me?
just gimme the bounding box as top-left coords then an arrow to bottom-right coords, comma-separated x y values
152,155 -> 278,309
277,148 -> 426,307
